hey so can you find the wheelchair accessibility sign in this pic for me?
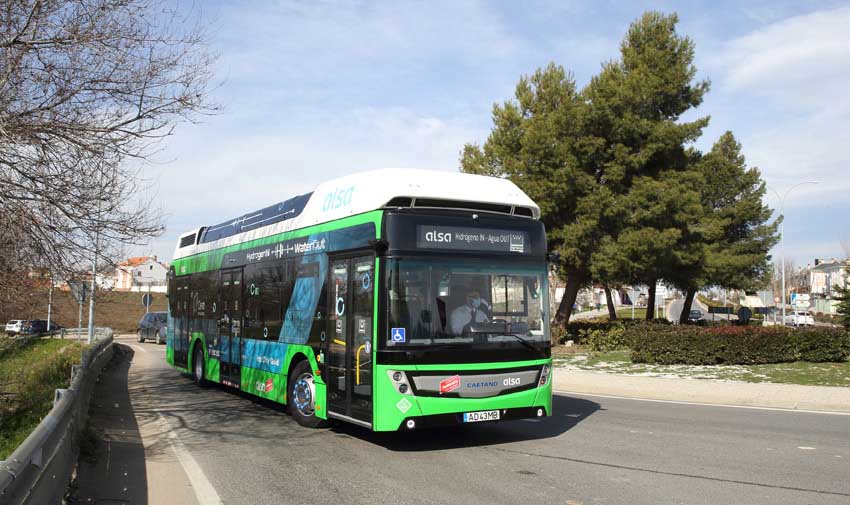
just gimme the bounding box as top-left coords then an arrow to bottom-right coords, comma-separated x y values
391,327 -> 406,343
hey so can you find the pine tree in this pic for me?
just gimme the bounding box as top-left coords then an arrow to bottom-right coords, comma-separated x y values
834,273 -> 850,330
675,132 -> 780,322
584,12 -> 709,319
461,63 -> 594,324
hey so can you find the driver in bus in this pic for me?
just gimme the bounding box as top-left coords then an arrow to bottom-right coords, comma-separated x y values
450,286 -> 490,334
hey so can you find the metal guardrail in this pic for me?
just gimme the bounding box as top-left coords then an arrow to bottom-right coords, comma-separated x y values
58,327 -> 114,342
0,333 -> 114,505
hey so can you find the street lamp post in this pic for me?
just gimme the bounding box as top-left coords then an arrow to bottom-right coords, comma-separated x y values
767,181 -> 819,324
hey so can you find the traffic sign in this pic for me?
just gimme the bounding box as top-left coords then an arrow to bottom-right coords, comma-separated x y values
142,293 -> 153,307
68,281 -> 89,304
708,306 -> 732,314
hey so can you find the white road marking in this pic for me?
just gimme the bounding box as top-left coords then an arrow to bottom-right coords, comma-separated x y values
127,344 -> 148,353
556,390 -> 850,416
797,446 -> 816,450
158,414 -> 223,505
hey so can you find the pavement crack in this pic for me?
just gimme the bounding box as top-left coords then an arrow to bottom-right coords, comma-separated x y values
486,447 -> 850,498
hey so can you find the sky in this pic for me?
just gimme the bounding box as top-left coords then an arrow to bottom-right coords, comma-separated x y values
138,0 -> 850,268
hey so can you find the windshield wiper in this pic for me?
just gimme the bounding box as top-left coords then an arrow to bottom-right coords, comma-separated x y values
494,332 -> 540,351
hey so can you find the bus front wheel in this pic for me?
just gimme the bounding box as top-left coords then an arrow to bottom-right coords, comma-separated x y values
192,346 -> 207,387
288,360 -> 327,428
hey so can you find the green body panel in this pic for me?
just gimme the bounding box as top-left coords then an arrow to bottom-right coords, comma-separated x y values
172,210 -> 383,276
372,359 -> 553,432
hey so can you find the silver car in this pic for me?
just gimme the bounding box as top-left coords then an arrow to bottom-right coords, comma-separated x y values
5,320 -> 25,335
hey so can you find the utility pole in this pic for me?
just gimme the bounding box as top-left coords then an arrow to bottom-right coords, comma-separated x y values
767,181 -> 819,324
87,228 -> 98,344
47,274 -> 53,333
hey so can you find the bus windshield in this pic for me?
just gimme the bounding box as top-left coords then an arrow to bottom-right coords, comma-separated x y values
385,258 -> 549,348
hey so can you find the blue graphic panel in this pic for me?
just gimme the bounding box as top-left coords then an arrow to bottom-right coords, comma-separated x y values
220,335 -> 231,362
241,340 -> 288,373
281,247 -> 328,344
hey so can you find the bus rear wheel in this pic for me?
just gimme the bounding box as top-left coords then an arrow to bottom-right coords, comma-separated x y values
192,346 -> 207,387
288,360 -> 327,428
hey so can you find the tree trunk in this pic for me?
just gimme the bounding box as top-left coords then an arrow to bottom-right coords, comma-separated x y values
554,269 -> 584,326
645,279 -> 657,320
678,288 -> 697,324
604,284 -> 617,320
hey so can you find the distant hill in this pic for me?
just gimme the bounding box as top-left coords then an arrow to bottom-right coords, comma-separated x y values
3,288 -> 168,334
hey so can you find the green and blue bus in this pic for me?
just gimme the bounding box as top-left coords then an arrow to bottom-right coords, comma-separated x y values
167,168 -> 552,431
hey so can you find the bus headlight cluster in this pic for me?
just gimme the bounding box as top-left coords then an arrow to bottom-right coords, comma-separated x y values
539,365 -> 551,386
387,370 -> 413,395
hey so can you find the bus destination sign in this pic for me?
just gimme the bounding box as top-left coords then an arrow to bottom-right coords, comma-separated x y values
416,226 -> 529,254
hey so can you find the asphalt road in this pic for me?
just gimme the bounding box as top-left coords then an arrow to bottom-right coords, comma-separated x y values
72,336 -> 850,505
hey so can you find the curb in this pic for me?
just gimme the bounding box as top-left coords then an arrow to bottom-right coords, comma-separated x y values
553,368 -> 850,414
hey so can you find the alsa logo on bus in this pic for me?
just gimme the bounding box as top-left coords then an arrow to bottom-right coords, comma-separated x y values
424,230 -> 452,243
322,186 -> 355,212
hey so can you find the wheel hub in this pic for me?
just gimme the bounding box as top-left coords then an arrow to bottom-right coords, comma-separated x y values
293,373 -> 315,416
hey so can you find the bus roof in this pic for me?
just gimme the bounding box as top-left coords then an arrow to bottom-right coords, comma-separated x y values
173,168 -> 540,260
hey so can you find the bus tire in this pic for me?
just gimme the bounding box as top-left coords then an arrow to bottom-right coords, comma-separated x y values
192,345 -> 207,387
288,360 -> 327,428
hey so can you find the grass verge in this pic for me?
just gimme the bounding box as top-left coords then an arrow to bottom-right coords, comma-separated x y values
0,337 -> 86,459
552,348 -> 850,387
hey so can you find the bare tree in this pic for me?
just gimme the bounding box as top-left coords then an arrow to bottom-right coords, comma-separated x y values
0,0 -> 216,293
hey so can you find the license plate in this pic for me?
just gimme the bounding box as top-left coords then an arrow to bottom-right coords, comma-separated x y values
463,410 -> 500,423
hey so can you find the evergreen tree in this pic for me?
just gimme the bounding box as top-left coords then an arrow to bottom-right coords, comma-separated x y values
584,12 -> 709,319
676,132 -> 780,322
461,63 -> 595,324
834,273 -> 850,330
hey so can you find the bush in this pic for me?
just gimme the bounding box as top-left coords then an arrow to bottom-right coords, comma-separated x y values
629,325 -> 850,365
557,320 -> 670,351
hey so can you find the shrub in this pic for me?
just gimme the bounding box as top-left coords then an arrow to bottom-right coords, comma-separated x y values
556,320 -> 670,351
630,325 -> 850,365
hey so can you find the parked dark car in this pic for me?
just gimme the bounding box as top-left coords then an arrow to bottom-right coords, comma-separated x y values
138,311 -> 168,344
686,309 -> 704,324
23,319 -> 63,335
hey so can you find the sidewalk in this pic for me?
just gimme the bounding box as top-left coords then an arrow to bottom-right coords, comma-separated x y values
552,368 -> 850,413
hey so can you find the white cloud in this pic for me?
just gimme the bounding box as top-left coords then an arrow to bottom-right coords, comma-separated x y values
144,106 -> 482,259
706,5 -> 850,205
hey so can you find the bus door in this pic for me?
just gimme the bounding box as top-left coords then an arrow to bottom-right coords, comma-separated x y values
219,268 -> 244,388
174,276 -> 191,368
326,254 -> 374,424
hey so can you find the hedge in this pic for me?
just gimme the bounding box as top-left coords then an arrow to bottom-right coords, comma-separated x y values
629,325 -> 850,365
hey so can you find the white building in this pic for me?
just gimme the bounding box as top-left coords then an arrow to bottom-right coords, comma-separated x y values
802,258 -> 848,297
114,256 -> 169,293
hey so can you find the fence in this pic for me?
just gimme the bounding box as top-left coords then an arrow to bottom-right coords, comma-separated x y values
0,333 -> 114,505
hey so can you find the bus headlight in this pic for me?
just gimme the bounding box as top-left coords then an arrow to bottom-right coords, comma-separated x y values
387,370 -> 413,395
539,365 -> 551,386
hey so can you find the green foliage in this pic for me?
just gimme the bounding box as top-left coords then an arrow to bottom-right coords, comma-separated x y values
461,11 -> 777,323
630,326 -> 850,365
0,339 -> 85,459
561,319 -> 670,351
834,278 -> 850,330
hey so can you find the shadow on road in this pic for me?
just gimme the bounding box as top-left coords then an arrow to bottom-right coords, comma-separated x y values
333,394 -> 601,451
68,345 -> 149,504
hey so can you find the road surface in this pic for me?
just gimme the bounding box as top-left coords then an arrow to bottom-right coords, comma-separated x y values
70,336 -> 850,505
